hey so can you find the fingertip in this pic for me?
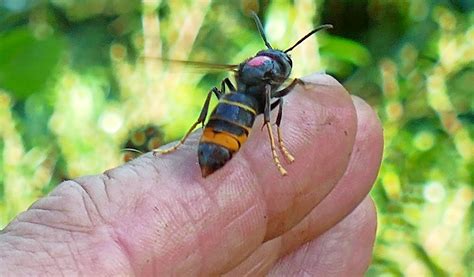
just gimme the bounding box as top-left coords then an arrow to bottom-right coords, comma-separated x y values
367,196 -> 378,237
238,72 -> 358,239
268,197 -> 377,276
351,95 -> 383,139
350,95 -> 384,169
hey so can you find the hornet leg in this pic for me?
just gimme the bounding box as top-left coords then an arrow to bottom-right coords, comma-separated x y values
213,84 -> 224,99
221,77 -> 236,93
274,98 -> 295,163
271,78 -> 305,98
264,85 -> 287,176
153,87 -> 220,155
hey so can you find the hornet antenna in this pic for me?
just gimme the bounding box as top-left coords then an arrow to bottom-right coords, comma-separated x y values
284,24 -> 333,53
251,11 -> 273,49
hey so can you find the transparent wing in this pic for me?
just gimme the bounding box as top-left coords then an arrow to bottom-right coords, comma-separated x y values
141,57 -> 239,73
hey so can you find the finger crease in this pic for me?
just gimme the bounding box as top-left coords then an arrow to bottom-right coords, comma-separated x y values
70,180 -> 106,225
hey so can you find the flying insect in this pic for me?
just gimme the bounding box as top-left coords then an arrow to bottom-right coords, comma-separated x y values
154,12 -> 332,177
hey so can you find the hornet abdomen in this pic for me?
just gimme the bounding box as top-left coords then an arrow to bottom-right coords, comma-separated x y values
198,92 -> 259,177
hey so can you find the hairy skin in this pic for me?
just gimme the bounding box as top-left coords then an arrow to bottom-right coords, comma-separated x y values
0,73 -> 383,276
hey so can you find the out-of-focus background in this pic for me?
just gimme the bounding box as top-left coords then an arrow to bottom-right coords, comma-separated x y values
0,0 -> 472,275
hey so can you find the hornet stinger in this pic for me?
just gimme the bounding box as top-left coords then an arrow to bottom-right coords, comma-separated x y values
154,12 -> 332,177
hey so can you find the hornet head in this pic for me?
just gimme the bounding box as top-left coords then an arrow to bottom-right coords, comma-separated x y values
237,12 -> 332,91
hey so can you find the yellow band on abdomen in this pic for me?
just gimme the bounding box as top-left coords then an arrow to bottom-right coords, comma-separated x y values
219,99 -> 257,115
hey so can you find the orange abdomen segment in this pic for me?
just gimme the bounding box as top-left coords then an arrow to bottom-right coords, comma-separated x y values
198,126 -> 249,177
200,127 -> 247,153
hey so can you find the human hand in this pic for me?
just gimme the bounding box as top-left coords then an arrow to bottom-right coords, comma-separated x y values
0,73 -> 383,276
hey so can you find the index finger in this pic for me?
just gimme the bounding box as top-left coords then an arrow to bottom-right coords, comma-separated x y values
106,73 -> 357,274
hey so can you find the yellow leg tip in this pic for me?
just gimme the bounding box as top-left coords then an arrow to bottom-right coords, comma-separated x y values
276,163 -> 288,175
287,155 -> 295,163
276,128 -> 295,164
267,124 -> 290,177
153,145 -> 179,155
282,150 -> 295,163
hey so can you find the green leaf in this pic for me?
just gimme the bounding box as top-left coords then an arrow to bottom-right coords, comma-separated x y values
0,27 -> 65,99
321,34 -> 372,66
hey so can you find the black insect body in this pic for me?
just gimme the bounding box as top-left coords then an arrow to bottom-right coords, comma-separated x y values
154,12 -> 332,177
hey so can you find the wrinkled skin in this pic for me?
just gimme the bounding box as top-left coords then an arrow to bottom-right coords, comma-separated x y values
0,74 -> 383,276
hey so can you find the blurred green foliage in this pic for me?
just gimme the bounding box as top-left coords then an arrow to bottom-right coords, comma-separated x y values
0,0 -> 472,275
